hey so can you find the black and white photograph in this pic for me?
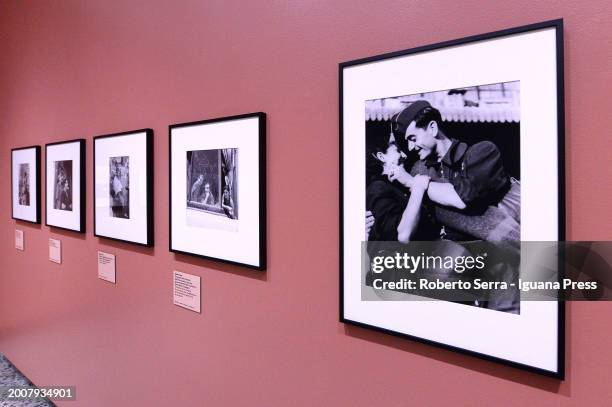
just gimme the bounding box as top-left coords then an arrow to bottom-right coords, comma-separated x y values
170,113 -> 266,270
187,148 -> 238,220
109,156 -> 130,219
364,82 -> 521,314
45,139 -> 85,232
54,160 -> 73,211
18,163 -> 30,206
12,145 -> 41,223
94,129 -> 153,246
340,20 -> 564,377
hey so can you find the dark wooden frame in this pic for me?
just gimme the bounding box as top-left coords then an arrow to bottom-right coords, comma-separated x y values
93,129 -> 154,247
339,19 -> 565,379
45,139 -> 86,233
11,145 -> 41,224
169,112 -> 267,271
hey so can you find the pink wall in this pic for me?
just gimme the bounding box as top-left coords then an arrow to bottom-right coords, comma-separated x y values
1,1 -> 611,405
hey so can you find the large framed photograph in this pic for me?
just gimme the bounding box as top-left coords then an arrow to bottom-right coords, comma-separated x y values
169,113 -> 266,270
94,129 -> 154,246
45,139 -> 86,232
11,146 -> 41,223
340,20 -> 564,377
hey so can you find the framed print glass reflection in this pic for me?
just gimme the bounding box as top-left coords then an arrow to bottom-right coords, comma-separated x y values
340,20 -> 564,377
170,112 -> 266,270
45,139 -> 86,232
11,145 -> 41,223
94,129 -> 154,246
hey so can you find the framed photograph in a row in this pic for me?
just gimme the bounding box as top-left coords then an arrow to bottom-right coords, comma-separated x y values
45,139 -> 86,232
10,130 -> 156,246
169,112 -> 266,270
93,129 -> 154,247
340,20 -> 564,378
10,114 -> 266,272
11,146 -> 41,224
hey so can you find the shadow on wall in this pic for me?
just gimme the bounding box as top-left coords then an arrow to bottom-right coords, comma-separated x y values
172,252 -> 268,282
342,305 -> 572,396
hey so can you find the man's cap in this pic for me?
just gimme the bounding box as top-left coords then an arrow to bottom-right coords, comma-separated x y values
391,100 -> 431,139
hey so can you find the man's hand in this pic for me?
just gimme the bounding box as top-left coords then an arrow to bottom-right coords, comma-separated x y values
365,210 -> 375,240
387,165 -> 413,188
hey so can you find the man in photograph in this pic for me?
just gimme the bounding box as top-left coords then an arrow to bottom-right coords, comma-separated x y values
387,100 -> 520,241
18,164 -> 30,205
190,174 -> 204,202
366,100 -> 521,313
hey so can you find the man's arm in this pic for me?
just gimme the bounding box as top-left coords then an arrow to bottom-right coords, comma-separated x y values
388,165 -> 466,209
396,180 -> 428,243
426,182 -> 466,209
403,142 -> 510,211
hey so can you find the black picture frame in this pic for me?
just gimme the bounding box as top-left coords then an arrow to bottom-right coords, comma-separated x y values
169,112 -> 266,270
11,145 -> 41,224
93,129 -> 154,247
45,139 -> 86,233
339,19 -> 565,379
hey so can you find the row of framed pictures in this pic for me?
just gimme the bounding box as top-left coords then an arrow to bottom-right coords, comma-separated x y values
11,19 -> 565,378
11,113 -> 266,270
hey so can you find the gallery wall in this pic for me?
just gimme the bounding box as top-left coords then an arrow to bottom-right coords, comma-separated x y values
1,0 -> 611,405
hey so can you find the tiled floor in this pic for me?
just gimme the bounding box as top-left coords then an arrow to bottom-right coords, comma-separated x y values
0,354 -> 54,407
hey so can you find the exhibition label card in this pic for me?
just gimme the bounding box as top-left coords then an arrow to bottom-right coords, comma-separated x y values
15,229 -> 24,251
98,251 -> 116,284
49,238 -> 61,264
173,271 -> 201,313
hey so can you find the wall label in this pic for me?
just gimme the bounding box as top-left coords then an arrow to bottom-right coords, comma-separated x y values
98,251 -> 116,283
15,230 -> 24,251
173,270 -> 201,313
49,238 -> 61,264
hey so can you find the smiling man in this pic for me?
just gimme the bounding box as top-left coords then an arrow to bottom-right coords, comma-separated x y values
389,100 -> 515,217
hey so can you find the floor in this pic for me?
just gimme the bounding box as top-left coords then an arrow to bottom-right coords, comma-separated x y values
0,354 -> 54,407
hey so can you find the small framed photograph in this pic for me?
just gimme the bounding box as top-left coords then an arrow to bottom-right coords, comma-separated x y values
94,129 -> 154,246
169,112 -> 266,270
340,20 -> 564,377
45,139 -> 86,232
11,145 -> 41,223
